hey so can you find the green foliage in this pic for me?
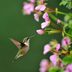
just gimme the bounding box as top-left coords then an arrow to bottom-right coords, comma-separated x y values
49,67 -> 64,72
68,28 -> 72,36
60,0 -> 72,9
64,25 -> 72,38
63,55 -> 72,64
64,13 -> 72,37
64,13 -> 72,22
68,20 -> 72,29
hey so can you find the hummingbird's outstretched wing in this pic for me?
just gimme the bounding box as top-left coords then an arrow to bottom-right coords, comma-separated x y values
10,38 -> 21,49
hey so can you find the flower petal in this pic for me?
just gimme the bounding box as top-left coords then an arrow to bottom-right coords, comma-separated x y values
56,43 -> 60,51
66,64 -> 72,72
34,13 -> 39,22
41,21 -> 50,29
39,59 -> 49,72
35,5 -> 46,11
50,54 -> 57,66
43,12 -> 50,21
39,5 -> 46,11
30,0 -> 35,3
36,29 -> 45,35
62,37 -> 71,47
43,44 -> 51,55
57,19 -> 61,24
23,3 -> 34,15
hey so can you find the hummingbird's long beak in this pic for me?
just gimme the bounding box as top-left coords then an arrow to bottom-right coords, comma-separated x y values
29,34 -> 36,39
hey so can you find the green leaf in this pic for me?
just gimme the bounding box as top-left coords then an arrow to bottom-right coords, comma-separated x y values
69,20 -> 72,29
68,28 -> 72,36
49,67 -> 64,72
63,20 -> 72,38
63,55 -> 72,64
59,0 -> 72,9
60,1 -> 67,6
64,13 -> 72,22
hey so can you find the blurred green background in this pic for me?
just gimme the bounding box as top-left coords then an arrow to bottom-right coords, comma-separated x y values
0,0 -> 71,72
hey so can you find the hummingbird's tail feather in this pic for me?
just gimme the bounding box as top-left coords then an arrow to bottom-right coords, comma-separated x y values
11,54 -> 23,63
11,55 -> 18,63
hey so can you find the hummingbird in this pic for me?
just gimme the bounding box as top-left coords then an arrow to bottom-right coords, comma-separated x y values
10,36 -> 31,60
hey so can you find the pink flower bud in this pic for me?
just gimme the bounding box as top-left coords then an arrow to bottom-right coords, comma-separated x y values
65,64 -> 72,72
35,5 -> 46,11
34,13 -> 39,22
39,67 -> 46,72
56,43 -> 60,51
62,37 -> 71,47
23,3 -> 34,15
30,0 -> 35,3
50,54 -> 57,66
36,29 -> 45,35
64,70 -> 69,72
40,59 -> 49,67
39,59 -> 49,72
43,12 -> 50,21
43,44 -> 51,55
57,19 -> 61,24
41,21 -> 50,29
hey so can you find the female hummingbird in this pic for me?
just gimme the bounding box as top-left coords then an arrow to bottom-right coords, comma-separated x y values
10,37 -> 30,60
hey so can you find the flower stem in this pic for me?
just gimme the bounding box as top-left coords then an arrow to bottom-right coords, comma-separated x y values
49,13 -> 65,25
45,28 -> 62,34
57,11 -> 67,15
55,8 -> 67,15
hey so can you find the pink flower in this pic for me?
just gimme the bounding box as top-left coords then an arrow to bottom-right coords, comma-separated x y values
30,0 -> 35,3
35,5 -> 46,11
39,67 -> 46,72
41,21 -> 50,29
50,54 -> 57,66
60,62 -> 64,68
56,43 -> 60,51
65,64 -> 72,72
57,19 -> 61,24
39,59 -> 49,72
64,70 -> 69,72
34,13 -> 39,22
62,37 -> 71,47
43,44 -> 51,55
43,12 -> 50,21
40,59 -> 49,67
23,3 -> 34,15
36,29 -> 45,35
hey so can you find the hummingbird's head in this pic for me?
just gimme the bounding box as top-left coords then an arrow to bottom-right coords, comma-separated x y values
23,37 -> 30,43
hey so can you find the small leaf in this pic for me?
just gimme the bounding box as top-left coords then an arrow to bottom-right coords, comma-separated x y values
59,1 -> 67,6
64,14 -> 72,22
59,0 -> 72,9
68,28 -> 72,36
63,55 -> 72,64
49,67 -> 64,72
69,20 -> 72,29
